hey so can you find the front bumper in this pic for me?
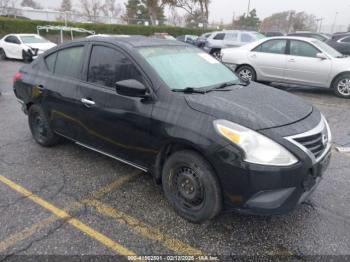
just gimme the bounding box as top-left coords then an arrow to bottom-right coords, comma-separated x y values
212,144 -> 332,215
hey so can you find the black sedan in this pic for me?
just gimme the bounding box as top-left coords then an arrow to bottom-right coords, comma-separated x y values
13,36 -> 332,223
327,33 -> 350,55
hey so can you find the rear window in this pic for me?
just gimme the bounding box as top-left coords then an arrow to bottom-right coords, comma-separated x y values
54,46 -> 84,79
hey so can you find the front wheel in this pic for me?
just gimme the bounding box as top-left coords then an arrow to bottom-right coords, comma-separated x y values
162,150 -> 222,223
28,105 -> 61,147
236,65 -> 256,82
333,74 -> 350,99
22,50 -> 33,63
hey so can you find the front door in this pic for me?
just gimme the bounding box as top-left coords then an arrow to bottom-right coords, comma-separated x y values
284,40 -> 332,87
77,44 -> 156,169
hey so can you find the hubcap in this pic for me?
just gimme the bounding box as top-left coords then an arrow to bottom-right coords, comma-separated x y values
171,166 -> 204,209
239,69 -> 253,81
337,78 -> 350,96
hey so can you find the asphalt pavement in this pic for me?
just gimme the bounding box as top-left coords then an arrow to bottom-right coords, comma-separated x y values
0,59 -> 349,261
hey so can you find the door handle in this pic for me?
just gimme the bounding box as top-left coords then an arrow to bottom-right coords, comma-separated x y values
81,98 -> 95,107
288,59 -> 295,62
250,54 -> 257,58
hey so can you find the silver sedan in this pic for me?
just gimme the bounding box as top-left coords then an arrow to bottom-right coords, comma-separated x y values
221,36 -> 350,98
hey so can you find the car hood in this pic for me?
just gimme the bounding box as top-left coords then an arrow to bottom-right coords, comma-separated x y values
25,42 -> 57,51
185,83 -> 313,131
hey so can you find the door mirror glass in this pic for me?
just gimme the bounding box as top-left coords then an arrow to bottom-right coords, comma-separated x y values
116,79 -> 147,97
316,53 -> 328,60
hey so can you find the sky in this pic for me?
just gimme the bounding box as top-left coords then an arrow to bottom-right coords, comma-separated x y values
40,0 -> 350,27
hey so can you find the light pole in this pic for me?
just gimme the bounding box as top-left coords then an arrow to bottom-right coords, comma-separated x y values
331,11 -> 339,34
247,0 -> 251,17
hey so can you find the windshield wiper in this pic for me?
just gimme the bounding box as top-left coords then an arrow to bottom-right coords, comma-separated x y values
205,81 -> 242,92
336,55 -> 348,58
171,87 -> 207,94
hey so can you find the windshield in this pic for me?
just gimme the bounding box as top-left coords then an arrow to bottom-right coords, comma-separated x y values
138,46 -> 239,90
20,35 -> 50,44
312,40 -> 343,57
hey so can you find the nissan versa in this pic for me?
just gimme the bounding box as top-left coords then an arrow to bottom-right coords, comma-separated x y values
13,36 -> 332,223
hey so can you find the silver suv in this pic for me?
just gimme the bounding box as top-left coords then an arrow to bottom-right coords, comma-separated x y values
204,30 -> 265,56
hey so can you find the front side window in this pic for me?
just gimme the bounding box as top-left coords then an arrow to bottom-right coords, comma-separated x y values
254,39 -> 287,54
138,46 -> 239,90
241,33 -> 253,43
214,33 -> 225,40
55,46 -> 84,79
88,45 -> 143,88
289,40 -> 319,58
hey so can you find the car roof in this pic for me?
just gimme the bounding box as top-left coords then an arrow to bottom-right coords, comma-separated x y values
263,36 -> 318,42
60,35 -> 187,48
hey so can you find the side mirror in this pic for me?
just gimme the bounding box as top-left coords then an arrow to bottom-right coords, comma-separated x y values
116,79 -> 147,98
316,53 -> 328,60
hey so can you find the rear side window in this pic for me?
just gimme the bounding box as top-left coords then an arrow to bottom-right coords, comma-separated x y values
290,40 -> 319,58
253,39 -> 287,54
213,33 -> 225,40
225,33 -> 238,41
44,53 -> 57,72
241,33 -> 253,43
88,45 -> 144,88
55,46 -> 84,79
5,35 -> 20,44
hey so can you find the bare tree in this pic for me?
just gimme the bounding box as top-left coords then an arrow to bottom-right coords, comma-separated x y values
80,0 -> 104,22
102,0 -> 122,18
60,0 -> 72,12
167,6 -> 183,26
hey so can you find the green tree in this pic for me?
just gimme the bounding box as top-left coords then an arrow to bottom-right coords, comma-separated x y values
20,0 -> 42,9
124,0 -> 165,25
235,9 -> 260,30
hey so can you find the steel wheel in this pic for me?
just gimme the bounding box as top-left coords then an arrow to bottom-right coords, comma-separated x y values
170,166 -> 205,210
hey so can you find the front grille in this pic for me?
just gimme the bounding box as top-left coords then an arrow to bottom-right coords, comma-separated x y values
293,133 -> 326,159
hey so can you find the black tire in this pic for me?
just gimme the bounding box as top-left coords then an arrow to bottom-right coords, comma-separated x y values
22,50 -> 33,63
210,49 -> 221,59
332,73 -> 350,99
162,150 -> 222,223
28,105 -> 60,147
236,65 -> 257,82
0,49 -> 7,60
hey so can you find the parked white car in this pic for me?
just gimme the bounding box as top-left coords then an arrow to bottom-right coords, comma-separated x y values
204,30 -> 265,57
0,34 -> 56,62
221,36 -> 350,98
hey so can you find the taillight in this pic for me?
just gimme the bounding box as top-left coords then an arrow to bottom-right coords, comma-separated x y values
13,72 -> 22,83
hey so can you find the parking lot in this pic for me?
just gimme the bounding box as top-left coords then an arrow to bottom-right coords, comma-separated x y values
0,59 -> 350,260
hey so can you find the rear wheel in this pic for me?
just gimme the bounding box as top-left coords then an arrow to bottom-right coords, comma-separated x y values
333,74 -> 350,99
0,49 -> 6,60
210,49 -> 221,59
162,150 -> 222,223
28,105 -> 60,147
236,65 -> 256,82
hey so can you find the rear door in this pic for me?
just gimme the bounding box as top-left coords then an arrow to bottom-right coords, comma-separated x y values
38,44 -> 87,140
248,39 -> 288,81
284,40 -> 332,87
77,43 -> 155,168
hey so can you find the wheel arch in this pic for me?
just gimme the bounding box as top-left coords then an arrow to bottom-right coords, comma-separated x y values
152,140 -> 219,185
330,71 -> 350,89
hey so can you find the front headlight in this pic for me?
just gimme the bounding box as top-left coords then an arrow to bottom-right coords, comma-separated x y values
214,120 -> 298,166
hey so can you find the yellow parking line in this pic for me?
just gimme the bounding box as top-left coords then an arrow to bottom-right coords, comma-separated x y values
83,199 -> 204,256
0,173 -> 141,253
0,175 -> 137,257
0,215 -> 58,253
